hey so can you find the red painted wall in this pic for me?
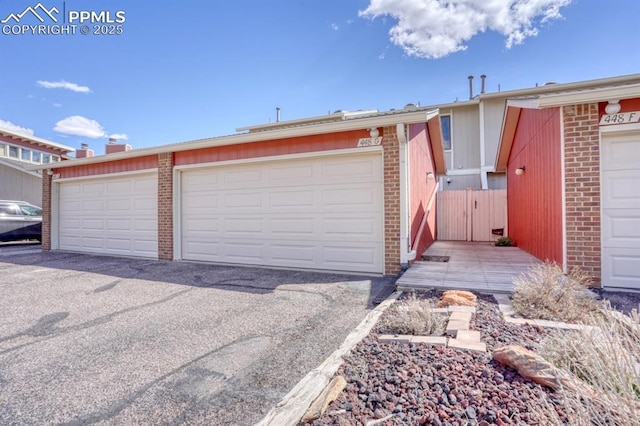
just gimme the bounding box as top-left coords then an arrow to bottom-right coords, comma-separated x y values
598,98 -> 640,116
507,108 -> 563,263
56,155 -> 158,178
174,130 -> 370,166
408,123 -> 438,259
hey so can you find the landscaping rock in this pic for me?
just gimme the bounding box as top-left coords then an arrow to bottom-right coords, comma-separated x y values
492,345 -> 595,397
438,290 -> 477,307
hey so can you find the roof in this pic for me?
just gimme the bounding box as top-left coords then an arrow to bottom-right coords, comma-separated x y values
0,157 -> 42,177
0,127 -> 75,153
494,79 -> 640,172
30,108 -> 443,171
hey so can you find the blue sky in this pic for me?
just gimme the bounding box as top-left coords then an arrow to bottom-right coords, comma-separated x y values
0,0 -> 638,153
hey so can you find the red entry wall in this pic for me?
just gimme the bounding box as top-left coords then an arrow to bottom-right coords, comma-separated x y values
408,123 -> 438,259
507,107 -> 563,263
56,155 -> 158,179
598,98 -> 640,116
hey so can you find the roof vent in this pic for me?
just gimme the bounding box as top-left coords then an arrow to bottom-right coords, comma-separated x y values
544,81 -> 557,86
404,103 -> 418,110
108,137 -> 117,144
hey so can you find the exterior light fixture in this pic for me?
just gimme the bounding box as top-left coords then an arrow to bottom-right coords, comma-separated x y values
426,171 -> 434,180
369,127 -> 380,138
515,166 -> 526,176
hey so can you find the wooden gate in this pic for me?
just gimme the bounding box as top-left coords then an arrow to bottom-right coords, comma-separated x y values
436,189 -> 507,241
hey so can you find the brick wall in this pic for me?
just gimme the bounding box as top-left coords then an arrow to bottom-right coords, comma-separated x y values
41,170 -> 52,251
563,103 -> 601,284
383,126 -> 401,275
157,152 -> 174,260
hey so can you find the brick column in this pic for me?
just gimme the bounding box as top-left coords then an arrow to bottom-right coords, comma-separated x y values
383,126 -> 401,275
157,152 -> 174,260
41,169 -> 53,251
563,103 -> 601,284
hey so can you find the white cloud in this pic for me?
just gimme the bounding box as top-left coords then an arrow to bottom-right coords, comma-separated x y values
359,0 -> 571,58
37,80 -> 92,93
53,102 -> 62,108
54,116 -> 105,138
109,133 -> 129,141
0,119 -> 35,136
331,23 -> 339,31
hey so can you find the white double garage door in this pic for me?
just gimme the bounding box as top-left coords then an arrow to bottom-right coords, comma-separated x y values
57,152 -> 384,274
601,130 -> 640,290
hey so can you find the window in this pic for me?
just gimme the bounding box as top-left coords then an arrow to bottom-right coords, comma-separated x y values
0,143 -> 5,157
19,205 -> 42,216
32,151 -> 41,163
8,145 -> 19,158
0,205 -> 19,216
440,115 -> 452,151
43,153 -> 51,163
52,155 -> 60,162
21,148 -> 31,162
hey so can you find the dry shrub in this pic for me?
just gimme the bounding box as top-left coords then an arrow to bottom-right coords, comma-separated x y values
511,262 -> 599,323
534,304 -> 640,425
379,293 -> 447,336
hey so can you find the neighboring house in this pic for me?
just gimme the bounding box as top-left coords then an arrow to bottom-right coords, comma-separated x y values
33,109 -> 445,275
427,74 -> 640,192
495,80 -> 640,290
0,128 -> 74,205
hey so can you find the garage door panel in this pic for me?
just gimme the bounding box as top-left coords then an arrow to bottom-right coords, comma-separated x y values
602,134 -> 640,289
58,173 -> 158,258
181,153 -> 383,273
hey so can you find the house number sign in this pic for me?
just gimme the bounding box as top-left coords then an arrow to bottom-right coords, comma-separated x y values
600,111 -> 640,126
357,137 -> 382,147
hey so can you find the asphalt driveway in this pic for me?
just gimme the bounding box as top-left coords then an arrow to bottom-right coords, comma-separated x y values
0,250 -> 395,425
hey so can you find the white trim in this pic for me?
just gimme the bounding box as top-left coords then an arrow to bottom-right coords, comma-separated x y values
560,111 -> 567,273
173,170 -> 182,261
173,146 -> 382,171
479,102 -> 488,189
598,122 -> 640,134
505,98 -> 540,109
0,128 -> 75,153
445,168 -> 482,176
538,83 -> 640,107
30,110 -> 436,171
51,182 -> 60,250
398,123 -> 414,266
53,168 -> 158,183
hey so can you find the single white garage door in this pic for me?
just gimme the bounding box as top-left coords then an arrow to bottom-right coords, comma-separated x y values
601,131 -> 640,290
58,173 -> 158,258
179,152 -> 384,273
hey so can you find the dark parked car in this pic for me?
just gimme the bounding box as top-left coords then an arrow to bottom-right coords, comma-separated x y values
0,200 -> 42,242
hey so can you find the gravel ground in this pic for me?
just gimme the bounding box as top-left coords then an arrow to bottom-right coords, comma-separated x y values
308,289 -> 640,426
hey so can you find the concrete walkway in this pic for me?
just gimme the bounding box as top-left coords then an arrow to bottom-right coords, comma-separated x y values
397,241 -> 541,293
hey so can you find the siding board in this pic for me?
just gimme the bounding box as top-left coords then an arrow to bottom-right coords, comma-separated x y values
507,108 -> 563,263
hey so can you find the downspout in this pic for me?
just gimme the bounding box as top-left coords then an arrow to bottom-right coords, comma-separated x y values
398,123 -> 416,269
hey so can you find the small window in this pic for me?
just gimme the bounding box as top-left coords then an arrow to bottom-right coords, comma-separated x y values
440,115 -> 452,151
52,155 -> 60,162
32,151 -> 41,163
19,205 -> 42,216
8,145 -> 19,158
43,153 -> 51,163
21,148 -> 31,162
0,144 -> 5,157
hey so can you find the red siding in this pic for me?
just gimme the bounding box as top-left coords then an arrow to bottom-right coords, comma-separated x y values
174,130 -> 369,166
598,98 -> 640,116
507,108 -> 563,263
408,123 -> 437,259
56,155 -> 158,178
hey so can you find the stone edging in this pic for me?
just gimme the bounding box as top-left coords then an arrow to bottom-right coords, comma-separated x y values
493,294 -> 593,331
256,290 -> 403,426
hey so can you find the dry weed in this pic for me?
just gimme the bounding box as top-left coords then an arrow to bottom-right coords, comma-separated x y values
535,304 -> 640,425
378,293 -> 447,336
511,262 -> 599,323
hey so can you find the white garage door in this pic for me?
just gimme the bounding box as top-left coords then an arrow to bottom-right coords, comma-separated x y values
179,152 -> 384,273
601,131 -> 640,289
58,173 -> 158,258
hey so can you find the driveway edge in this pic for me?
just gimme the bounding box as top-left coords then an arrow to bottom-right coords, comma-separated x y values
256,290 -> 403,426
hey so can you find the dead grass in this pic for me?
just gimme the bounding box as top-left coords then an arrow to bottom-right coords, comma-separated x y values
534,304 -> 640,425
378,293 -> 447,336
511,262 -> 599,323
